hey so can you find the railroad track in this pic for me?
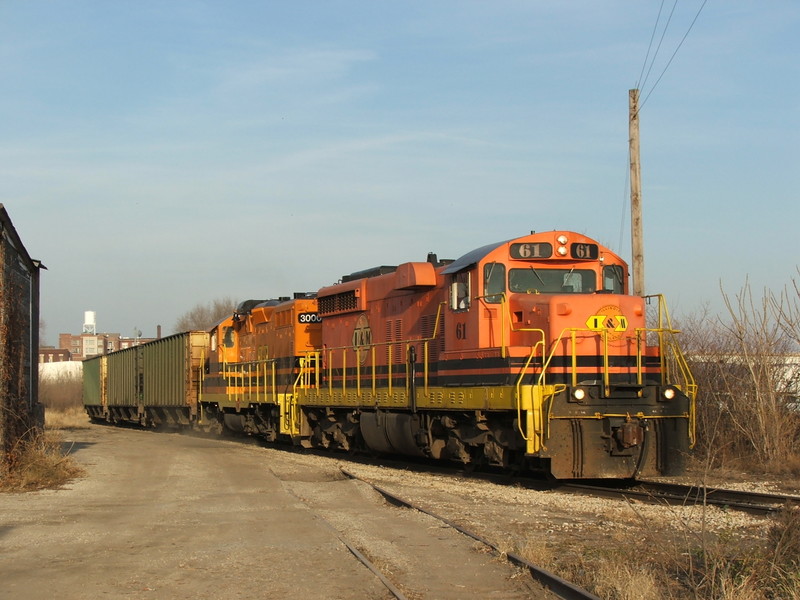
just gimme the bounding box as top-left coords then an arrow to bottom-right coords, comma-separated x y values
557,480 -> 800,516
277,444 -> 800,519
314,450 -> 800,517
340,468 -> 601,600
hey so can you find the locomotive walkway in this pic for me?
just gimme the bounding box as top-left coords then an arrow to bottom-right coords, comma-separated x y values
0,426 -> 550,600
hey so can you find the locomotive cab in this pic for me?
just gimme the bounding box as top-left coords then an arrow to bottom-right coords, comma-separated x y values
451,231 -> 694,478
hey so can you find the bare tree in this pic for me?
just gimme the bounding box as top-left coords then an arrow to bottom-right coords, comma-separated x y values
173,297 -> 238,333
772,268 -> 800,350
681,278 -> 800,473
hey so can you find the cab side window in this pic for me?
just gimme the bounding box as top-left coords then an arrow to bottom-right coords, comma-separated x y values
603,265 -> 625,294
450,270 -> 472,311
483,262 -> 505,303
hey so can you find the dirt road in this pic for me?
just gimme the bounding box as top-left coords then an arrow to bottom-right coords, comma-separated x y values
0,426 -> 547,599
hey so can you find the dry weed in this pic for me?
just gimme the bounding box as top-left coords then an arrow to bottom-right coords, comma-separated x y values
45,406 -> 90,430
514,502 -> 800,600
515,537 -> 555,568
0,429 -> 84,492
38,372 -> 83,412
764,504 -> 800,597
591,562 -> 660,600
38,370 -> 91,430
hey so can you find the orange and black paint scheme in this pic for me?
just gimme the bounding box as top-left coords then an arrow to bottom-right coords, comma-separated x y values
85,231 -> 695,479
302,230 -> 695,479
199,295 -> 321,441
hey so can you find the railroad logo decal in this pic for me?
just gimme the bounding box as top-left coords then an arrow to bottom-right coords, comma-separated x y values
352,313 -> 372,365
586,305 -> 628,340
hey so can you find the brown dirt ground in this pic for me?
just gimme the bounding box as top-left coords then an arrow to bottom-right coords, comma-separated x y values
0,425 -> 555,600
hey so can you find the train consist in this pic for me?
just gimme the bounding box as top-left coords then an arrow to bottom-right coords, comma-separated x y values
84,230 -> 696,479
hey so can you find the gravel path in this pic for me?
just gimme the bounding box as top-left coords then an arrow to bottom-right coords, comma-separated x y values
0,426 -> 551,600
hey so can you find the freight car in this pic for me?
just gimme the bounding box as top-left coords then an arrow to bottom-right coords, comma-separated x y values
84,231 -> 696,479
83,331 -> 209,427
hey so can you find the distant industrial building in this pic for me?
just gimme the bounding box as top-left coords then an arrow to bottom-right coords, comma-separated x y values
41,311 -> 158,362
39,347 -> 71,363
49,332 -> 155,361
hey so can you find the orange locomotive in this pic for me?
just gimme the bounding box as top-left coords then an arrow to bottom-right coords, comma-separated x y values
197,230 -> 695,479
198,295 -> 321,441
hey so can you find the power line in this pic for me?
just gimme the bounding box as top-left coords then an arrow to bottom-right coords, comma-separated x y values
636,0 -> 667,91
620,0 -> 709,250
640,0 -> 709,110
641,0 -> 679,94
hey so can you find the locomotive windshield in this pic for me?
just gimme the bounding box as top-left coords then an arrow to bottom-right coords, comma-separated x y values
508,268 -> 595,294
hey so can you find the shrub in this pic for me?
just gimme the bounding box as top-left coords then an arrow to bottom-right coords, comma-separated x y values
0,428 -> 84,491
679,280 -> 800,474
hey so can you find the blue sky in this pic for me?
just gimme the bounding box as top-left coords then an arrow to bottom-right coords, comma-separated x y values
1,1 -> 797,343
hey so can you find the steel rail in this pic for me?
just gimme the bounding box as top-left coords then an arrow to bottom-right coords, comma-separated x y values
344,456 -> 799,518
558,480 -> 800,516
341,468 -> 601,600
635,480 -> 800,514
274,468 -> 409,600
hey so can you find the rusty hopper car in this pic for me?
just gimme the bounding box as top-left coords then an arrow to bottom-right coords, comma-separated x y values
83,331 -> 209,427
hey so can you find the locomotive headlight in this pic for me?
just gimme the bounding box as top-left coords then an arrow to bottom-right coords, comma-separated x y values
572,387 -> 587,402
557,234 -> 568,245
557,246 -> 568,256
662,386 -> 678,401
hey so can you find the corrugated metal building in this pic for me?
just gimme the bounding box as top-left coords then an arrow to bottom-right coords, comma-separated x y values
0,204 -> 45,464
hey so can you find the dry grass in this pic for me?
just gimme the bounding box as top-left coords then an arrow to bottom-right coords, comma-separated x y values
0,371 -> 88,492
0,428 -> 84,492
591,562 -> 660,600
45,406 -> 90,430
39,371 -> 91,430
39,372 -> 83,413
514,501 -> 800,599
514,537 -> 555,567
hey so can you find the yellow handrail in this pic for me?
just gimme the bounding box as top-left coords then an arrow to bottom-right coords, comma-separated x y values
512,301 -> 697,448
296,303 -> 447,399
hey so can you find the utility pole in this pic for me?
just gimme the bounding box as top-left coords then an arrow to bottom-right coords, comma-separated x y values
629,89 -> 645,297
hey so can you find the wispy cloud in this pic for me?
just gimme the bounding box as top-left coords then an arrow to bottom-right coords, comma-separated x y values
215,47 -> 377,90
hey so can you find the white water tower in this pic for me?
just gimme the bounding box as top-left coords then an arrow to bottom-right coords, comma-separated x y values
83,311 -> 96,335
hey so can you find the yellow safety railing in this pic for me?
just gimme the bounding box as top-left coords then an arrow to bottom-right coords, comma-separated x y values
218,358 -> 279,406
512,302 -> 697,451
645,294 -> 698,401
645,294 -> 698,447
296,303 -> 447,400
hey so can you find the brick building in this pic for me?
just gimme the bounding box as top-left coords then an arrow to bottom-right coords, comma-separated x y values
1,204 -> 45,462
55,332 -> 156,361
39,347 -> 71,363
